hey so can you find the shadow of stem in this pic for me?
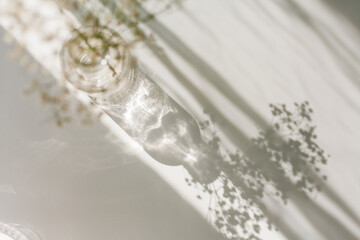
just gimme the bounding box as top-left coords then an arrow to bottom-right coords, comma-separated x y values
143,37 -> 357,239
141,24 -> 358,240
73,1 -> 359,239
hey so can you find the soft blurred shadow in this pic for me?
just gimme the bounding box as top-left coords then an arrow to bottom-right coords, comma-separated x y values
255,0 -> 360,110
322,0 -> 360,30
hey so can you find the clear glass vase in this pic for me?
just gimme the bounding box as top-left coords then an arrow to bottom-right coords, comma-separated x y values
61,27 -> 220,183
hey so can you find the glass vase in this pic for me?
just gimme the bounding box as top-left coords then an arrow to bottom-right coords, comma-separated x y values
61,27 -> 220,183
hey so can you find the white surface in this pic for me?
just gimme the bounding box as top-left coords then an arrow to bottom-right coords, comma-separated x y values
1,0 -> 360,239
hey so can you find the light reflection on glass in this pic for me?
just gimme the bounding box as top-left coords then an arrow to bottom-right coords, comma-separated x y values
0,223 -> 41,240
62,27 -> 220,183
